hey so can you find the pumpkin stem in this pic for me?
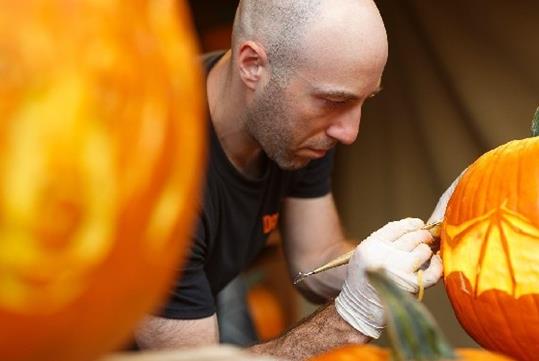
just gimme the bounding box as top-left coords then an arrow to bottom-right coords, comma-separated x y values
366,269 -> 456,361
532,107 -> 539,137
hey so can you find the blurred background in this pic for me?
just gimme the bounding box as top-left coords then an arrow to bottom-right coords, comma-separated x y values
186,0 -> 539,348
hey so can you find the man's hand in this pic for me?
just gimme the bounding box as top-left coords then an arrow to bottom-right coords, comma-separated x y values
335,218 -> 442,339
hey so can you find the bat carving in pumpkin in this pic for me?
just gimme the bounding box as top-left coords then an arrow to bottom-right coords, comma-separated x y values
443,201 -> 539,298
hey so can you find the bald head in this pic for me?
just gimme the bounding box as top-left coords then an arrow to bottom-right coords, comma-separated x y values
232,0 -> 321,81
232,0 -> 388,82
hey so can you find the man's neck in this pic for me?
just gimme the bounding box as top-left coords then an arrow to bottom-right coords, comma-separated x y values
206,51 -> 266,178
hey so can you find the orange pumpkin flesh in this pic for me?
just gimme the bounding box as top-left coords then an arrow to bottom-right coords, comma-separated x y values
442,137 -> 539,361
309,345 -> 514,361
0,1 -> 204,361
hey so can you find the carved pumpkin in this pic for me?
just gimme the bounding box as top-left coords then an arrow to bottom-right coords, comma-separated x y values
310,270 -> 514,361
0,1 -> 204,361
441,110 -> 539,361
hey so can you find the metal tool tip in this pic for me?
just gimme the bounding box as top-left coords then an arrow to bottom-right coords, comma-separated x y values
293,271 -> 312,285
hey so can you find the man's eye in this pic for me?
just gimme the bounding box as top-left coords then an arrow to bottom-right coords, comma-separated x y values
323,98 -> 347,107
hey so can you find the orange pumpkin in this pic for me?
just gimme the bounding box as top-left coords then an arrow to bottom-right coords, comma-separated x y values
0,1 -> 204,361
441,110 -> 539,361
247,285 -> 286,341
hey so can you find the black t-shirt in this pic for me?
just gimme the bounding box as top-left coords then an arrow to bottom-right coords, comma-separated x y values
159,52 -> 335,319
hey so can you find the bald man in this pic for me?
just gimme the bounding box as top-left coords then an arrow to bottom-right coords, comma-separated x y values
135,0 -> 444,359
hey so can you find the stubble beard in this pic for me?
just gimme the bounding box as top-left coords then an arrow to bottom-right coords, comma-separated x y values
245,80 -> 309,171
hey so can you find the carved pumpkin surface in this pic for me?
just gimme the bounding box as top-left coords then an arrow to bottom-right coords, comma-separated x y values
442,137 -> 539,361
0,1 -> 204,360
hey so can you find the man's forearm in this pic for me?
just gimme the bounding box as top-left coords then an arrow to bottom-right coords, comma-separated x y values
135,315 -> 219,350
248,303 -> 369,361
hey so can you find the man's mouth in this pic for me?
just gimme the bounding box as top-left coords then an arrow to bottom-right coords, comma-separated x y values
305,148 -> 328,158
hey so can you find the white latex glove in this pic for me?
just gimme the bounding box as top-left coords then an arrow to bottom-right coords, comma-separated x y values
335,218 -> 442,339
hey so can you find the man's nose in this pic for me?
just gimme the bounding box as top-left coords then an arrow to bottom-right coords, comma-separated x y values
326,108 -> 362,145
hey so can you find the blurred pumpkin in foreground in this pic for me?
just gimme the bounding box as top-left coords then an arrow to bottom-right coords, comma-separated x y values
247,284 -> 286,341
441,110 -> 539,361
309,270 -> 514,361
0,1 -> 205,360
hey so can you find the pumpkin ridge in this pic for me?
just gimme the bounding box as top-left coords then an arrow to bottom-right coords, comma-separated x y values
491,289 -> 529,361
515,295 -> 539,361
447,274 -> 499,352
488,144 -> 509,216
529,295 -> 539,351
465,160 -> 482,225
473,289 -> 518,357
513,295 -> 539,361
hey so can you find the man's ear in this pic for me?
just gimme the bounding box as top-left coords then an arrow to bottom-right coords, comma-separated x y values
237,41 -> 268,90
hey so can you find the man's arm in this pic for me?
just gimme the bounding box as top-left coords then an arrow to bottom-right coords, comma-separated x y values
135,303 -> 367,360
135,314 -> 219,350
281,193 -> 355,302
249,303 -> 368,360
